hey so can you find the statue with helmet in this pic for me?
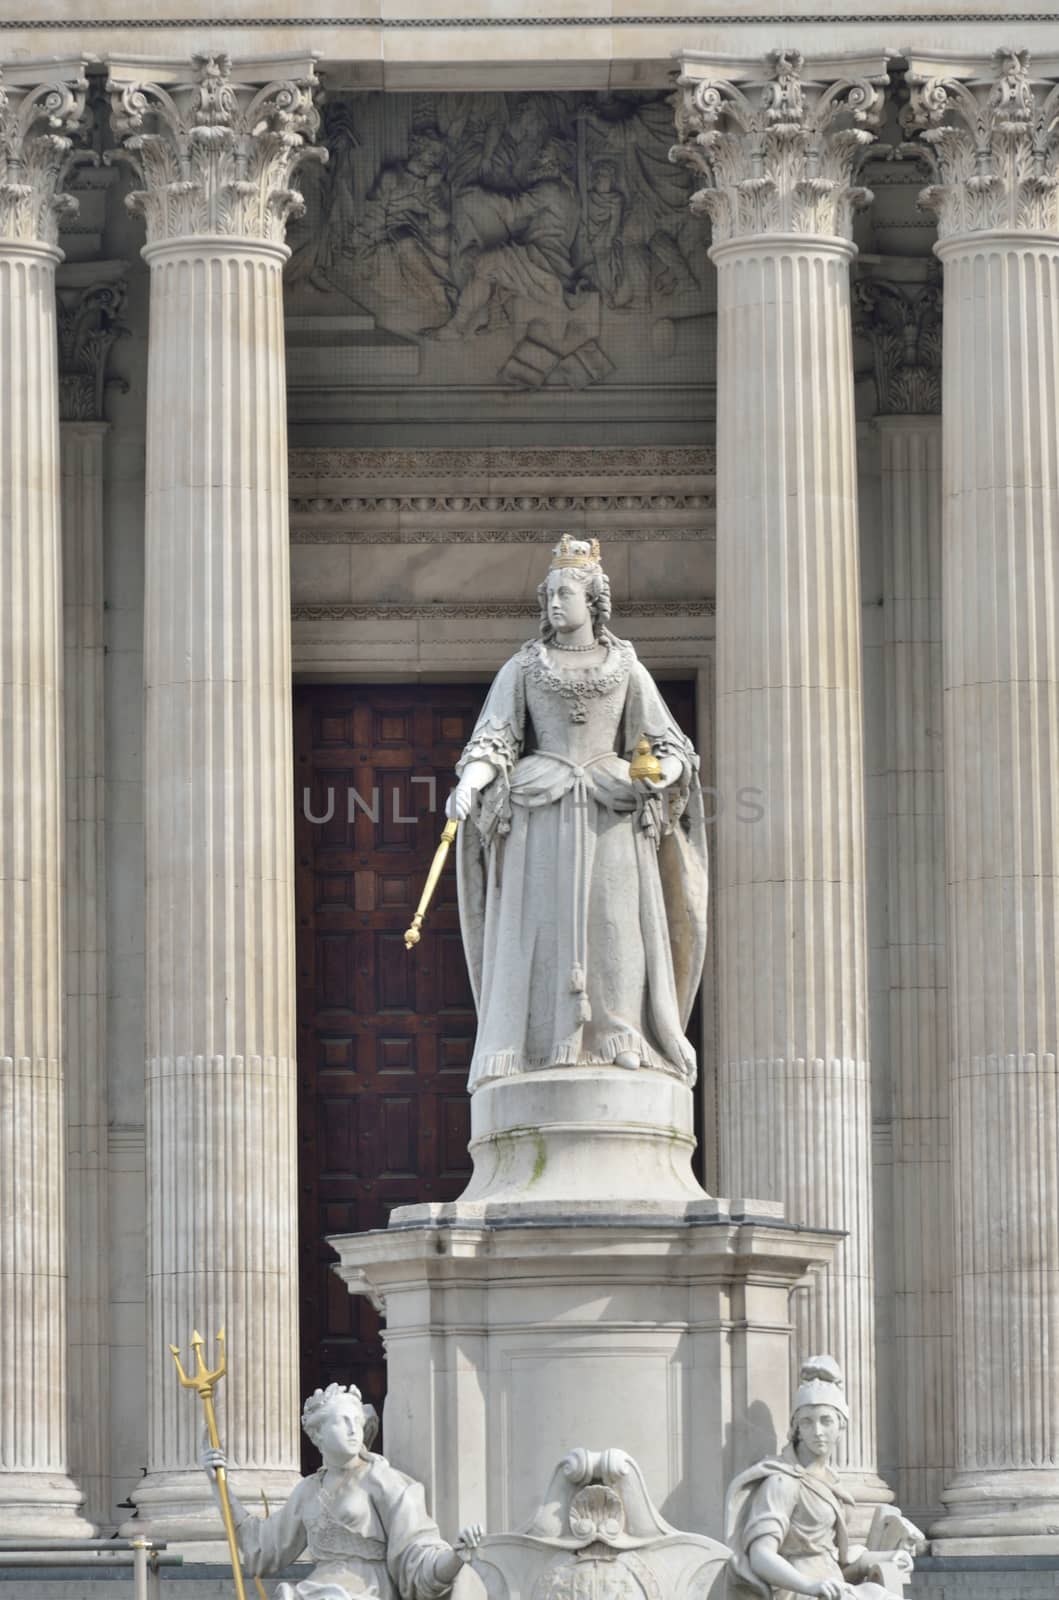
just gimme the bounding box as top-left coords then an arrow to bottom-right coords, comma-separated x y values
726,1357 -> 925,1600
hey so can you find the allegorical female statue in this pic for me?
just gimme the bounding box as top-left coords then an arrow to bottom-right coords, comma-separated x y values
201,1383 -> 482,1599
726,1357 -> 923,1600
447,536 -> 708,1090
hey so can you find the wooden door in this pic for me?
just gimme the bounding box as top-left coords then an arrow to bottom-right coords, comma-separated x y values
295,684 -> 485,1437
294,677 -> 698,1444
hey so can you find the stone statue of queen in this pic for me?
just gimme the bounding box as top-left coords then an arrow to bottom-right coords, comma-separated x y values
448,536 -> 708,1089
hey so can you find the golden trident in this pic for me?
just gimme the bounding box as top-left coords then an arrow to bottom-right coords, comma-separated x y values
404,817 -> 459,950
169,1329 -> 249,1600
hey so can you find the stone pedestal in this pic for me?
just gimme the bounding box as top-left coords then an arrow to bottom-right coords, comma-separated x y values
0,61 -> 94,1539
672,49 -> 891,1518
331,1200 -> 837,1542
906,50 -> 1059,1552
105,55 -> 323,1545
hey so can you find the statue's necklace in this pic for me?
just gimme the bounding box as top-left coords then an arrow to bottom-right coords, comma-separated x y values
551,638 -> 597,652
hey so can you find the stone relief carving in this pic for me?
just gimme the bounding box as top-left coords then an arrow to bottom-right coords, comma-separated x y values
852,269 -> 941,415
106,52 -> 325,244
906,48 -> 1059,237
0,64 -> 90,245
283,91 -> 712,387
288,446 -> 717,480
670,49 -> 889,242
57,277 -> 129,421
472,1447 -> 730,1600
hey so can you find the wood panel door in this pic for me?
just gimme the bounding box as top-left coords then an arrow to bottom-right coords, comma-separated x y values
295,684 -> 485,1437
294,677 -> 698,1446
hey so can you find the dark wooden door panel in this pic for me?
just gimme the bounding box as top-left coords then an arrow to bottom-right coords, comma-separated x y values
295,675 -> 697,1455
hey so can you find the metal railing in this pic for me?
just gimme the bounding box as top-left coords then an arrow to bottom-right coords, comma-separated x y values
0,1537 -> 182,1599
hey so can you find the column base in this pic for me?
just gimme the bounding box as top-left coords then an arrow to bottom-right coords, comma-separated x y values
931,1470 -> 1059,1553
120,1467 -> 302,1556
0,1472 -> 94,1538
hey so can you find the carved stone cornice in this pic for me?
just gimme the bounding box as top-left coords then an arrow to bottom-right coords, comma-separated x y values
291,600 -> 716,622
671,49 -> 890,245
0,61 -> 90,248
105,52 -> 325,247
906,49 -> 1059,239
57,274 -> 129,422
287,444 -> 717,545
853,260 -> 942,415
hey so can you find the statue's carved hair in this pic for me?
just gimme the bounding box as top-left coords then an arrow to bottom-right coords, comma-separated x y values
301,1382 -> 379,1451
537,566 -> 612,643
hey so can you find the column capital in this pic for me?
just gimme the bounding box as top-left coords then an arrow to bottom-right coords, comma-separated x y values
853,257 -> 942,415
671,48 -> 891,245
56,266 -> 129,422
906,48 -> 1059,238
105,52 -> 326,248
0,60 -> 91,249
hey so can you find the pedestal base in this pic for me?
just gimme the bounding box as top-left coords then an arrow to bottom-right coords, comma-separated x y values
330,1201 -> 838,1541
460,1067 -> 705,1210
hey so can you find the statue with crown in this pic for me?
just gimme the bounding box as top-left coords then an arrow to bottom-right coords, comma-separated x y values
447,534 -> 708,1090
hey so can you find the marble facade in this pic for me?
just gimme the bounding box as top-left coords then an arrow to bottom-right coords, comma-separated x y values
0,4 -> 1057,1584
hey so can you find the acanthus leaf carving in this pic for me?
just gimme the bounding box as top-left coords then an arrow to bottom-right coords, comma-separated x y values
57,277 -> 130,422
105,53 -> 326,245
906,48 -> 1059,237
0,64 -> 91,247
853,267 -> 942,415
670,48 -> 890,243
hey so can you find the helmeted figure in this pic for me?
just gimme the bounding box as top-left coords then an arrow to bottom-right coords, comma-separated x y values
726,1358 -> 924,1600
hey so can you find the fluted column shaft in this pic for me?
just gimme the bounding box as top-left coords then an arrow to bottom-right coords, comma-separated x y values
906,49 -> 1059,1546
0,63 -> 92,1538
106,55 -> 323,1543
672,50 -> 892,1511
877,415 -> 953,1525
937,235 -> 1059,1540
714,237 -> 879,1495
130,236 -> 300,1542
61,420 -> 111,1529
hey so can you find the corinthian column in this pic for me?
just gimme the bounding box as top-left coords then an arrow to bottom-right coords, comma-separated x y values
906,48 -> 1059,1549
0,60 -> 94,1537
106,54 -> 324,1543
673,49 -> 891,1511
855,261 -> 952,1527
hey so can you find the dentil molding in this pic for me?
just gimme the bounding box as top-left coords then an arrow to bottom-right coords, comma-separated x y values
105,52 -> 325,245
907,48 -> 1059,237
671,48 -> 891,242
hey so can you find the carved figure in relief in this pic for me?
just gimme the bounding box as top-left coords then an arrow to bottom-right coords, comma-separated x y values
200,1383 -> 483,1599
448,537 -> 708,1090
726,1359 -> 924,1600
434,96 -> 582,341
358,128 -> 455,321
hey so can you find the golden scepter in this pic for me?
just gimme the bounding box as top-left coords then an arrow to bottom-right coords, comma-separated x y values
170,1329 -> 247,1600
405,817 -> 459,950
